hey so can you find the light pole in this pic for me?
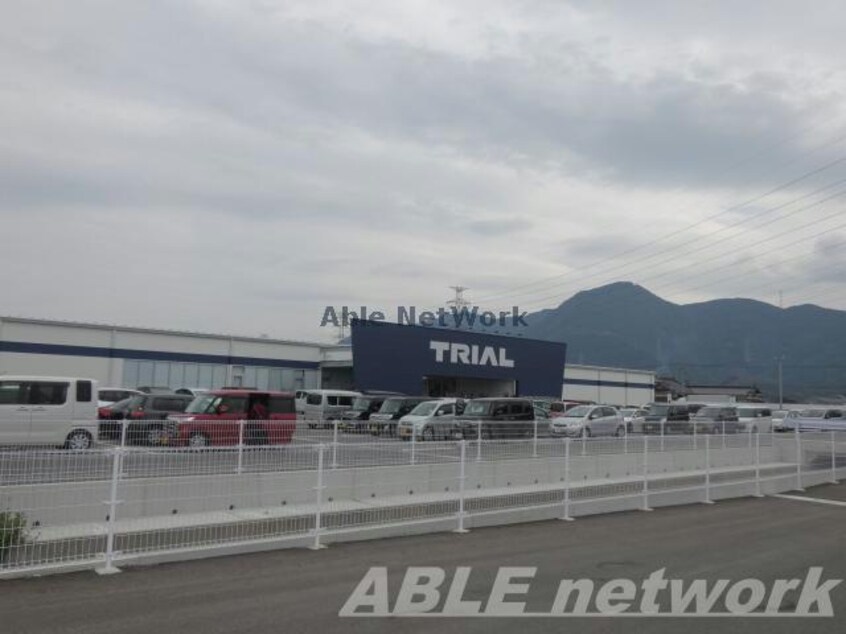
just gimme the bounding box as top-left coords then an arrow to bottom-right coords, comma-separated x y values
777,355 -> 784,409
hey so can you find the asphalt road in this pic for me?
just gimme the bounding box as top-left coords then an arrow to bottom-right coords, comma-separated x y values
2,485 -> 845,633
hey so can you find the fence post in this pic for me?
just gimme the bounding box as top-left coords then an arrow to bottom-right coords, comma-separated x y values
692,419 -> 696,451
310,444 -> 327,550
641,434 -> 652,511
794,424 -> 804,491
560,437 -> 574,521
754,429 -> 763,498
581,428 -> 587,456
660,420 -> 665,451
748,426 -> 753,450
721,420 -> 726,450
331,420 -> 339,469
454,440 -> 469,533
236,419 -> 245,475
411,427 -> 417,465
830,430 -> 838,484
532,418 -> 538,458
476,421 -> 482,462
703,434 -> 714,504
98,441 -> 124,575
623,422 -> 628,455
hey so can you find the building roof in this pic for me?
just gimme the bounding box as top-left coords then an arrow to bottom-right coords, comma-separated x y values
0,315 -> 335,350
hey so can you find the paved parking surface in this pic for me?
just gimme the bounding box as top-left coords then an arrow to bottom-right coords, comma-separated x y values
0,431 -> 777,484
2,485 -> 845,634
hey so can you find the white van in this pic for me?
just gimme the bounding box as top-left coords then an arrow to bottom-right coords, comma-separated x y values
298,389 -> 360,427
0,376 -> 98,449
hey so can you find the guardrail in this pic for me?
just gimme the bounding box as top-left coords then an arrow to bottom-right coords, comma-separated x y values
0,422 -> 843,579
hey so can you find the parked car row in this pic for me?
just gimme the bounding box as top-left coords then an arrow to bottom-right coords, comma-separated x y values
99,388 -> 299,446
778,407 -> 845,432
11,373 -> 844,451
396,399 -> 651,441
97,386 -> 207,408
636,403 -> 783,435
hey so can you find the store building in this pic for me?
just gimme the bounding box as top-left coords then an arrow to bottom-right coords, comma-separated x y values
351,320 -> 567,397
0,315 -> 655,406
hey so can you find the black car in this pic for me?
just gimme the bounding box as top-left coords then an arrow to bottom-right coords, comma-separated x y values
368,396 -> 432,436
455,397 -> 535,439
99,394 -> 193,444
691,406 -> 741,434
338,392 -> 402,433
641,403 -> 704,434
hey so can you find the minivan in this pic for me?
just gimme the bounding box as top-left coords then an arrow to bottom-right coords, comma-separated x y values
337,392 -> 402,433
641,403 -> 704,434
735,406 -> 773,433
298,390 -> 360,428
167,389 -> 297,447
0,376 -> 98,449
691,406 -> 740,434
455,397 -> 535,439
98,387 -> 142,406
397,399 -> 465,441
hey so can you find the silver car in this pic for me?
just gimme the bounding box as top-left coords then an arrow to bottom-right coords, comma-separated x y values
771,409 -> 791,432
620,407 -> 648,433
550,405 -> 625,438
397,399 -> 463,441
735,406 -> 773,433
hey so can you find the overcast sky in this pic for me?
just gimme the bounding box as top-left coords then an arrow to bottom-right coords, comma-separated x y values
2,0 -> 846,342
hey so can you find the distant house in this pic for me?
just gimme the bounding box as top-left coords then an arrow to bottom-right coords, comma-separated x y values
683,384 -> 764,403
654,378 -> 763,403
655,376 -> 689,402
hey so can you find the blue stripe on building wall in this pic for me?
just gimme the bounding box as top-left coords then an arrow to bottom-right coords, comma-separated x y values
0,341 -> 320,370
564,378 -> 654,390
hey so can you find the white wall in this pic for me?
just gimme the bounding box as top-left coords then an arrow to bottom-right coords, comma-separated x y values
0,352 -> 116,384
563,365 -> 655,406
0,317 -> 323,390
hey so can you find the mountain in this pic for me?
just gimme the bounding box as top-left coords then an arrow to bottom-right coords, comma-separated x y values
524,282 -> 846,401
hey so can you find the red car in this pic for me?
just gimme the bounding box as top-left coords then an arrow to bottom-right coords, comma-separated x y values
167,389 -> 297,447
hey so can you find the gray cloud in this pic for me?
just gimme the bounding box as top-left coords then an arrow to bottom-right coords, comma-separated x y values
464,218 -> 531,236
2,0 -> 846,339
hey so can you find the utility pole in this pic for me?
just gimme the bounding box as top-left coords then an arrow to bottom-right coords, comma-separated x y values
447,286 -> 471,310
447,286 -> 472,330
777,290 -> 784,408
777,355 -> 784,409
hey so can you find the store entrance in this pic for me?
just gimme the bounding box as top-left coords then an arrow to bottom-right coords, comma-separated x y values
423,375 -> 517,399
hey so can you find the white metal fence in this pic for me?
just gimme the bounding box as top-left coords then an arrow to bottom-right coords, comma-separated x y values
0,420 -> 843,578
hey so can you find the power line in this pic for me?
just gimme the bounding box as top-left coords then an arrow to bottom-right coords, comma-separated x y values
474,151 -> 846,304
486,215 -> 846,344
511,196 -> 846,312
486,175 -> 846,307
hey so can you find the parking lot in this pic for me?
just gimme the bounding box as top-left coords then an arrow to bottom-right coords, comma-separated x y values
2,484 -> 845,634
0,426 -> 777,485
